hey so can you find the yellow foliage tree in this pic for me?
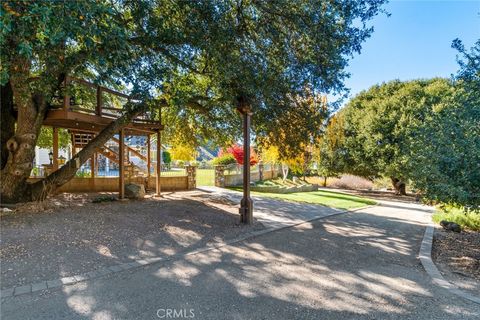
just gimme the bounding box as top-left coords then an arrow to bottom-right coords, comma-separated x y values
261,146 -> 280,165
169,144 -> 195,161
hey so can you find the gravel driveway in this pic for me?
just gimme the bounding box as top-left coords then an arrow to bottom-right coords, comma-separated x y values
2,196 -> 480,319
1,191 -> 263,289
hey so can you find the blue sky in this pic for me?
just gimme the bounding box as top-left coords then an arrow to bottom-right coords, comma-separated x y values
343,0 -> 480,100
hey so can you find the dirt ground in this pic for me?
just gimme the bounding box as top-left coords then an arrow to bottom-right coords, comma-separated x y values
432,227 -> 480,298
432,228 -> 480,281
0,191 -> 264,289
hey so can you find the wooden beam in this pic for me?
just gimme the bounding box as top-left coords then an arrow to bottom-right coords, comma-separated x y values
71,133 -> 76,156
237,98 -> 253,224
156,130 -> 161,196
53,127 -> 59,171
111,137 -> 147,161
91,153 -> 96,178
119,130 -> 125,199
44,109 -> 163,135
147,135 -> 151,179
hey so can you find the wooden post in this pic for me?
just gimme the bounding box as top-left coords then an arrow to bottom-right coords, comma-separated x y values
71,133 -> 76,156
53,127 -> 59,171
91,153 -> 96,178
96,86 -> 103,116
147,135 -> 151,179
119,129 -> 125,199
156,130 -> 161,196
237,97 -> 253,224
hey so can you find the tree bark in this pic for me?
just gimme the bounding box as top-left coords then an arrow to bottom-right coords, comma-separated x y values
0,70 -> 49,203
281,163 -> 289,182
323,176 -> 327,187
29,102 -> 147,201
390,177 -> 406,195
1,81 -> 16,170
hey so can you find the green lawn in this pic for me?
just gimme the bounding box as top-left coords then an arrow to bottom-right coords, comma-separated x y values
230,188 -> 376,210
196,169 -> 215,186
161,168 -> 214,186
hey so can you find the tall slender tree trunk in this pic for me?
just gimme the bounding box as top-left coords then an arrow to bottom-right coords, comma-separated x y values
390,177 -> 406,195
281,163 -> 289,182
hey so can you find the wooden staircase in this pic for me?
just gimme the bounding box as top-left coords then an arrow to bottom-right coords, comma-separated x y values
71,131 -> 147,176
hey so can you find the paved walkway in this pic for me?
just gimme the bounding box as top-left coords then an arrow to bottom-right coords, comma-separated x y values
197,186 -> 346,228
2,191 -> 480,319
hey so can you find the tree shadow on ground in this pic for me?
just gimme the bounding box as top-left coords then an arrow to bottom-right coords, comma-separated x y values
2,202 -> 480,319
0,191 -> 261,289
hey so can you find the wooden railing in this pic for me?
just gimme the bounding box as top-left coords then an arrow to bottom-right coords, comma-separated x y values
57,76 -> 158,126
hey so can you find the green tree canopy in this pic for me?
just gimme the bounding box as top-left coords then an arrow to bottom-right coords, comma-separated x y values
339,78 -> 455,193
157,1 -> 388,151
1,0 -> 387,203
315,114 -> 345,181
407,40 -> 480,206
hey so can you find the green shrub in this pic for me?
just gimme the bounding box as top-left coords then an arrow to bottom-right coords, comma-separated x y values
31,167 -> 40,176
76,170 -> 91,177
432,205 -> 480,231
212,154 -> 237,166
162,151 -> 172,164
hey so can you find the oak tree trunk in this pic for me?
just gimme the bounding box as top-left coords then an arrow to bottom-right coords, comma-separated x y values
1,81 -> 16,170
390,177 -> 407,195
1,70 -> 49,203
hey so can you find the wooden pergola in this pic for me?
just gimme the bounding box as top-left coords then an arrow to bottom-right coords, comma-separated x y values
42,76 -> 164,198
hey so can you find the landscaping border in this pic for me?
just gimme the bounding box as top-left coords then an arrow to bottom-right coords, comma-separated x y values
419,223 -> 480,305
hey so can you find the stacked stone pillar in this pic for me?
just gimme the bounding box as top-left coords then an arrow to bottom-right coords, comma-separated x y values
214,165 -> 226,187
186,165 -> 197,190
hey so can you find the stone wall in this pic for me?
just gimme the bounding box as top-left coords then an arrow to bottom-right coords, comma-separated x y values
215,165 -> 280,187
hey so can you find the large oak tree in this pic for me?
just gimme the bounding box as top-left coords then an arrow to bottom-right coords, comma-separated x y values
1,0 -> 387,203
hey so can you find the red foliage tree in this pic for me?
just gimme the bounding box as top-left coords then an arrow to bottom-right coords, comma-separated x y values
226,144 -> 258,166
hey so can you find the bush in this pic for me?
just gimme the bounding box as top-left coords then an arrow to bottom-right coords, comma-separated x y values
212,154 -> 237,166
75,170 -> 91,178
162,151 -> 172,165
432,205 -> 480,231
330,175 -> 373,190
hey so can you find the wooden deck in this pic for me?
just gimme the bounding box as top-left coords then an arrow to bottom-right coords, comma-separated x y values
42,76 -> 163,198
43,107 -> 163,136
43,76 -> 162,135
